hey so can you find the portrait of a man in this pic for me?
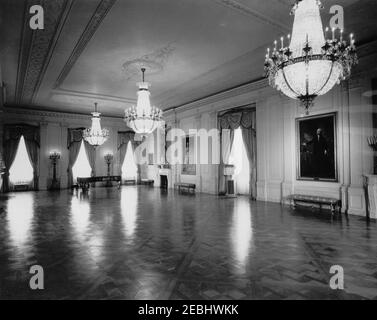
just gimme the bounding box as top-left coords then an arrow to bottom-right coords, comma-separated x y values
297,113 -> 337,181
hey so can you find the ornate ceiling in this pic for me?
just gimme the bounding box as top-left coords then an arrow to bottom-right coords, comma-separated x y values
1,0 -> 376,117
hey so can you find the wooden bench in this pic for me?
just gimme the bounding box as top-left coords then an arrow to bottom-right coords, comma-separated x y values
13,183 -> 30,191
174,182 -> 196,194
123,179 -> 136,185
288,194 -> 341,215
141,179 -> 154,186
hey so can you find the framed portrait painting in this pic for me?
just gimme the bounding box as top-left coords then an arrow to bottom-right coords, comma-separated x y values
296,112 -> 338,182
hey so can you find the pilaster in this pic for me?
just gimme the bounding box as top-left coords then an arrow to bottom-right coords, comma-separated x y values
39,121 -> 49,190
195,113 -> 202,192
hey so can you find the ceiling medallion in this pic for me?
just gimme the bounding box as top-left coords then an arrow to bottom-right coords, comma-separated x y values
124,68 -> 163,136
83,102 -> 109,147
264,0 -> 358,114
122,44 -> 175,81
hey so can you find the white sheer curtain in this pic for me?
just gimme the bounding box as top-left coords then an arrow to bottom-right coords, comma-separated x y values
122,141 -> 138,180
9,136 -> 34,185
229,128 -> 250,195
72,140 -> 92,183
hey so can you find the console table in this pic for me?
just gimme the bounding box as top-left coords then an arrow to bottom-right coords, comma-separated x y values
77,176 -> 121,191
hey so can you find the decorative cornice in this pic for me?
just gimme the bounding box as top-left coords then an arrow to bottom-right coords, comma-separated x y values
15,0 -> 74,105
54,0 -> 117,89
357,39 -> 377,59
51,87 -> 136,104
3,106 -> 124,123
32,0 -> 74,104
214,0 -> 290,31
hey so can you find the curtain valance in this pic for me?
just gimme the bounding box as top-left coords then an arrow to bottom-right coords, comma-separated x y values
4,124 -> 40,146
67,128 -> 85,149
218,108 -> 256,130
117,131 -> 135,150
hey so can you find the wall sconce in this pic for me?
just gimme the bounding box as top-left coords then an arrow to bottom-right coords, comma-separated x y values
104,153 -> 114,177
49,151 -> 61,162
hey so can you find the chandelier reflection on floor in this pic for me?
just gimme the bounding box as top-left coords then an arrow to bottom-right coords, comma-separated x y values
83,102 -> 109,147
124,68 -> 163,136
264,0 -> 357,114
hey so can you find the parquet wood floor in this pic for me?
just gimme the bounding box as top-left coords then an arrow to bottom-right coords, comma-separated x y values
0,186 -> 376,299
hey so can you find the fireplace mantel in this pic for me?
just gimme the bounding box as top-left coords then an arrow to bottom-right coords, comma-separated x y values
156,167 -> 172,189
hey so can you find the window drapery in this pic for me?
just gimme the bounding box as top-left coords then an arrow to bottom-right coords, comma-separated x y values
25,139 -> 39,190
67,128 -> 86,149
118,131 -> 135,177
241,128 -> 257,200
218,107 -> 256,199
67,128 -> 87,187
218,129 -> 234,195
2,124 -> 40,192
84,141 -> 96,177
3,139 -> 20,192
118,131 -> 142,182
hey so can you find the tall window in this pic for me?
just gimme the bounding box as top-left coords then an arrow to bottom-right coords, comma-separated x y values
122,141 -> 137,180
9,135 -> 34,185
72,140 -> 92,183
229,128 -> 250,195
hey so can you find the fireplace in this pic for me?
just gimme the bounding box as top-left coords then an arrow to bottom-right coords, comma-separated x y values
160,175 -> 168,189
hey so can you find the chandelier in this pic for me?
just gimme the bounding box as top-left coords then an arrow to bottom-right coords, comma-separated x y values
264,0 -> 357,114
124,68 -> 163,136
83,102 -> 109,147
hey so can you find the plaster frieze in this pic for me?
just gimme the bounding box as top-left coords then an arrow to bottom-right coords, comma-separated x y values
3,106 -> 125,127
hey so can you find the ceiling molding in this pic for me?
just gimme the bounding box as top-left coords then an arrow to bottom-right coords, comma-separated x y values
357,39 -> 377,58
214,0 -> 290,32
31,0 -> 74,104
53,0 -> 117,90
3,105 -> 124,122
52,88 -> 136,104
164,78 -> 269,116
15,0 -> 74,105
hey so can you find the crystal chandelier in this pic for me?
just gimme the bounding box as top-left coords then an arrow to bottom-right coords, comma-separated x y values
264,0 -> 357,114
124,68 -> 163,136
83,102 -> 109,147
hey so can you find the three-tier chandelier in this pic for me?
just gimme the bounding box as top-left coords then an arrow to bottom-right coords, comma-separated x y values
264,0 -> 357,114
124,68 -> 163,136
83,102 -> 109,147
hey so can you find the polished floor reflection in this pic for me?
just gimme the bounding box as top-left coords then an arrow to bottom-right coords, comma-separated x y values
0,186 -> 376,300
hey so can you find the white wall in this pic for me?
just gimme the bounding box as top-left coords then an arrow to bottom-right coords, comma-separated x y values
151,40 -> 377,217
